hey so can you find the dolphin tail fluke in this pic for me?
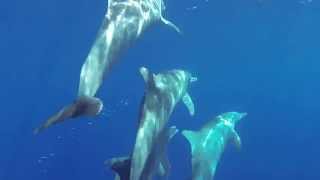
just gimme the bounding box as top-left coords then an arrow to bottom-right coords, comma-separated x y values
182,130 -> 201,154
34,96 -> 103,135
182,93 -> 195,116
160,17 -> 181,34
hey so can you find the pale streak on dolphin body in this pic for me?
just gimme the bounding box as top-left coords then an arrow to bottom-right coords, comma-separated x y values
130,67 -> 195,180
182,112 -> 247,180
34,0 -> 180,134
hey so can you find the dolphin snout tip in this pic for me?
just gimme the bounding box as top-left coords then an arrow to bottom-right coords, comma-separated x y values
139,66 -> 148,73
240,112 -> 248,118
33,128 -> 40,135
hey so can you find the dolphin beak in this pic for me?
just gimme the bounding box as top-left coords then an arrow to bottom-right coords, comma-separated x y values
240,112 -> 248,118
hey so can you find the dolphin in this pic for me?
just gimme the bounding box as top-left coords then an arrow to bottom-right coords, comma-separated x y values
182,112 -> 247,180
107,156 -> 131,180
34,0 -> 180,134
130,67 -> 196,180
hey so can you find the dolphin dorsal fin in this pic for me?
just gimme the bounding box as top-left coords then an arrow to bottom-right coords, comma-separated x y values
139,67 -> 156,89
231,129 -> 241,150
182,93 -> 195,116
182,130 -> 200,154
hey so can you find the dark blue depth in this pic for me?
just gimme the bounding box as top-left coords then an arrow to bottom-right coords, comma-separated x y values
0,0 -> 319,179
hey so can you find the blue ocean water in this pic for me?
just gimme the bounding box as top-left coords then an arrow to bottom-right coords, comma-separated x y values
1,0 -> 319,179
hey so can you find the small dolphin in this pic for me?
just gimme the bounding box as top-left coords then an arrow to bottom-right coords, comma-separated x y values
34,0 -> 180,134
130,67 -> 196,180
182,112 -> 247,180
107,156 -> 131,180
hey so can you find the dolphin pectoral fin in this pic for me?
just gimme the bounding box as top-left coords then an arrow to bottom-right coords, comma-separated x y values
34,96 -> 103,135
182,93 -> 195,116
232,129 -> 242,150
160,17 -> 181,34
182,130 -> 200,154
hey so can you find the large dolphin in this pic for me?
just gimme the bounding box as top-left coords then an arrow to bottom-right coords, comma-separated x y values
182,112 -> 247,180
130,67 -> 196,180
106,126 -> 178,180
34,0 -> 180,134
